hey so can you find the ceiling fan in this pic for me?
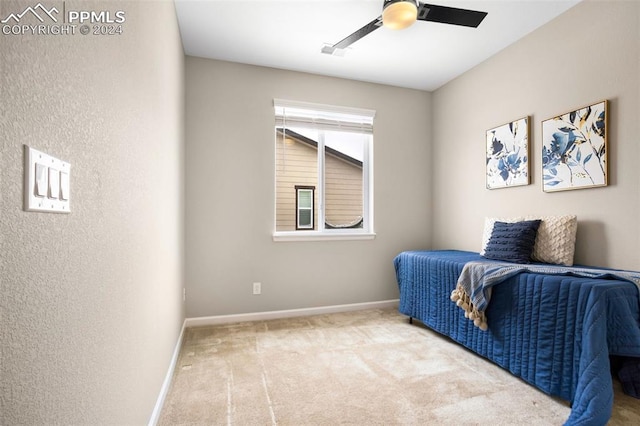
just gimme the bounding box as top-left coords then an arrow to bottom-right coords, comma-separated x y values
321,0 -> 487,55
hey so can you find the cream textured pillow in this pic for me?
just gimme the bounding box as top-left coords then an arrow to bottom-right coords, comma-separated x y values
480,217 -> 523,256
525,215 -> 578,266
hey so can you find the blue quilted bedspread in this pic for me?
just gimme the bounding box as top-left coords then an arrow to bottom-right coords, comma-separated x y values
394,250 -> 640,426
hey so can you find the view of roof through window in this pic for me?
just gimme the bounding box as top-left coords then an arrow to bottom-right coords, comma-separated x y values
287,127 -> 365,162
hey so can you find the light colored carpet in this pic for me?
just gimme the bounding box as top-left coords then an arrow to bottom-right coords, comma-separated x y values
158,308 -> 640,425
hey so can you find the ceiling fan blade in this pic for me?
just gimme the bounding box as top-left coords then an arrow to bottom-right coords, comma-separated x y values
417,3 -> 487,28
322,16 -> 383,54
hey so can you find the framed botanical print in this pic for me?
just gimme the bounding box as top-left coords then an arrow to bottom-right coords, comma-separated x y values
542,100 -> 608,192
486,116 -> 530,189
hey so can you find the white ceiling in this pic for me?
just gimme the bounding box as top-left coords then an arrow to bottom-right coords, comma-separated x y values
175,0 -> 581,91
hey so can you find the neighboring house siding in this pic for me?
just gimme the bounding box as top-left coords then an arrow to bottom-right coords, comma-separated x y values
276,133 -> 318,231
276,132 -> 362,231
325,154 -> 362,226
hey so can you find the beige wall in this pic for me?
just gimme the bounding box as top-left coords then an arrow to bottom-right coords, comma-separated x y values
185,57 -> 431,317
432,0 -> 640,269
0,1 -> 184,424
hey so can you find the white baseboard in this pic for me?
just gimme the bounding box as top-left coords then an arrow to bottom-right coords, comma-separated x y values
148,319 -> 186,426
185,299 -> 399,328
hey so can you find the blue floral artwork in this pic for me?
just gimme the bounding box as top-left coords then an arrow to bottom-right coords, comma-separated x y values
486,117 -> 529,189
542,100 -> 607,192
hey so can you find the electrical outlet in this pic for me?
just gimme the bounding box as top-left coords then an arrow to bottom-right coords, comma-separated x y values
182,288 -> 186,302
253,282 -> 261,295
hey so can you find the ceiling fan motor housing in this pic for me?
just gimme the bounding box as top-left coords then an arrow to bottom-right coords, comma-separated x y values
382,0 -> 418,30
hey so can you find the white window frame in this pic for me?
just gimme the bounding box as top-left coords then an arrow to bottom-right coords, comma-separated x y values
273,99 -> 375,242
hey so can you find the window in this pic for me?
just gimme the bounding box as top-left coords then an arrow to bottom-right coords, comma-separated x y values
274,99 -> 375,241
295,186 -> 315,230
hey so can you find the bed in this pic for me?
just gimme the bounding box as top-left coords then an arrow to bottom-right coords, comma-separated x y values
394,249 -> 640,426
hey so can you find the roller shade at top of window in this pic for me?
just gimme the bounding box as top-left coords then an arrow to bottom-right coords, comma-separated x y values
274,99 -> 375,134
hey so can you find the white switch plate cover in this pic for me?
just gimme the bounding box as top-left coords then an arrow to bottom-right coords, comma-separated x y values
24,145 -> 71,213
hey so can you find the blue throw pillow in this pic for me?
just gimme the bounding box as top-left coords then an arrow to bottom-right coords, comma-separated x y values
482,220 -> 542,264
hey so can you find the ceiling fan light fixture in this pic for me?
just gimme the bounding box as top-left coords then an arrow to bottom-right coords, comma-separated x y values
382,0 -> 418,30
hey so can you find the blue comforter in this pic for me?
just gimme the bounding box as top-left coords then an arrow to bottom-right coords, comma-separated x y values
452,260 -> 640,331
394,250 -> 640,426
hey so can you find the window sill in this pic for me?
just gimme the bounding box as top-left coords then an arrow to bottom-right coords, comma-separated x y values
272,231 -> 376,242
